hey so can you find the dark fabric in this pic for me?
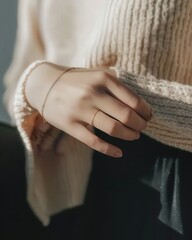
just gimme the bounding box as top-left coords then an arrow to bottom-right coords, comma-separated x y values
0,123 -> 51,239
0,123 -> 192,240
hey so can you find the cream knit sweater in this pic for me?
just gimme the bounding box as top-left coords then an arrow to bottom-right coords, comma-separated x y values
3,0 -> 192,225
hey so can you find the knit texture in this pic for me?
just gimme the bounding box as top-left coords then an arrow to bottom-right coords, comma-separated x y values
88,0 -> 192,83
3,0 -> 192,224
113,67 -> 192,152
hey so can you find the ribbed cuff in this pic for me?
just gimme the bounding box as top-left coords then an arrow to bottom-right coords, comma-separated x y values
111,66 -> 192,104
110,66 -> 192,153
14,60 -> 48,151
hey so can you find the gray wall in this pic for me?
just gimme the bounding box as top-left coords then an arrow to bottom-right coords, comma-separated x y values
0,0 -> 18,123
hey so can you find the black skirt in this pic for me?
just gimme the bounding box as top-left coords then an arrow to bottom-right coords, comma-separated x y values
1,123 -> 192,240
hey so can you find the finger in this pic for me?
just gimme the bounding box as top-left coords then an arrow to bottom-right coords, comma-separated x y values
35,115 -> 51,133
91,110 -> 140,140
31,117 -> 52,144
106,75 -> 152,121
36,121 -> 51,133
96,94 -> 147,132
70,123 -> 123,158
39,127 -> 61,151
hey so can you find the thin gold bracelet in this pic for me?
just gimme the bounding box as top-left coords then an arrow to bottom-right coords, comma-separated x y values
41,67 -> 74,122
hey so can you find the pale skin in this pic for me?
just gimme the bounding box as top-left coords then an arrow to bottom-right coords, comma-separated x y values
25,63 -> 152,158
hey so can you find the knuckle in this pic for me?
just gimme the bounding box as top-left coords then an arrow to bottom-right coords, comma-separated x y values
106,76 -> 120,89
94,71 -> 108,83
106,121 -> 118,136
88,136 -> 100,148
109,75 -> 120,85
120,108 -> 133,125
79,87 -> 95,102
132,96 -> 143,109
84,84 -> 96,93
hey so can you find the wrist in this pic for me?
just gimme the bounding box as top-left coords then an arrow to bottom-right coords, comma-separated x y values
25,62 -> 66,113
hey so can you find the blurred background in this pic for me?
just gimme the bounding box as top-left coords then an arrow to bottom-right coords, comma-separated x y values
0,0 -> 17,123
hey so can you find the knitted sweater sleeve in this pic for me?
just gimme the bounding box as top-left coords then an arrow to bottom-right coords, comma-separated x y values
4,1 -> 92,226
14,59 -> 92,225
112,67 -> 192,152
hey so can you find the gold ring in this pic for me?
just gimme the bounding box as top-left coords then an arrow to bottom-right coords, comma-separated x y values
91,109 -> 100,127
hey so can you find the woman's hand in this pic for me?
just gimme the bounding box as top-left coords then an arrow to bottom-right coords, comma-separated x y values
25,63 -> 152,157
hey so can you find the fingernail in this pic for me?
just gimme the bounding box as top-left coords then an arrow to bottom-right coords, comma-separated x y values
113,150 -> 123,158
135,132 -> 140,139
